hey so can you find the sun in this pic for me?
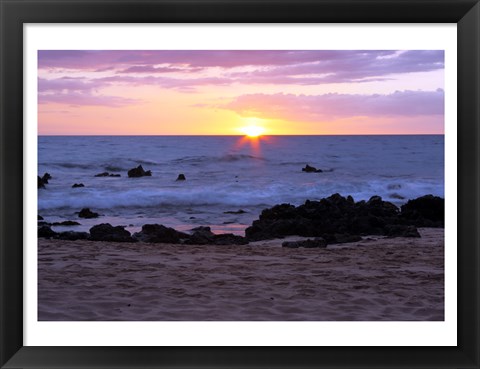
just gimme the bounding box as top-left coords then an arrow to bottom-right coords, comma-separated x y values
241,125 -> 265,138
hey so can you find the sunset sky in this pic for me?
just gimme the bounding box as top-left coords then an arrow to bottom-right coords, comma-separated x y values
38,50 -> 444,135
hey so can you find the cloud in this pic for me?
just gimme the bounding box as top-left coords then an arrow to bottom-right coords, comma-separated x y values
229,51 -> 444,84
38,91 -> 139,107
38,76 -> 141,107
38,50 -> 444,85
221,89 -> 444,121
117,65 -> 185,74
96,75 -> 233,90
38,77 -> 98,92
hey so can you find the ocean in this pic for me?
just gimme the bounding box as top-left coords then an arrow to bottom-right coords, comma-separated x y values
38,135 -> 444,235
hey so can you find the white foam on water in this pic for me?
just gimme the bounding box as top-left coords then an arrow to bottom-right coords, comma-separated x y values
38,135 -> 445,232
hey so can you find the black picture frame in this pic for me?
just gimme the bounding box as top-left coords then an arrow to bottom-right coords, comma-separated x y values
1,0 -> 479,368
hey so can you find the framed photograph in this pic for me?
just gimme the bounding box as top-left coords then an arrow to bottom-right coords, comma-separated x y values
1,0 -> 479,368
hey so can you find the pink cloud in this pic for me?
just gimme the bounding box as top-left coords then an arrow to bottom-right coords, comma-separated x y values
96,75 -> 233,90
117,65 -> 184,74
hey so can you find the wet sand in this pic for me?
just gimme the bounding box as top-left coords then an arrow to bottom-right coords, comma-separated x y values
38,228 -> 444,321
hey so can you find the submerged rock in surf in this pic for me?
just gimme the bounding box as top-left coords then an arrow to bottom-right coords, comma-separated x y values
78,208 -> 99,219
224,209 -> 246,214
94,172 -> 121,177
302,164 -> 323,173
127,165 -> 152,178
38,176 -> 45,189
38,173 -> 51,189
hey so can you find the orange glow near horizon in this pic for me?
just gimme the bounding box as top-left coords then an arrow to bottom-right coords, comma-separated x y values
241,125 -> 265,138
238,117 -> 267,138
234,134 -> 269,158
37,50 -> 445,135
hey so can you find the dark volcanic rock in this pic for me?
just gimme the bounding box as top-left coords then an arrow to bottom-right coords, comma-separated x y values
38,173 -> 51,188
246,193 -> 406,241
176,174 -> 186,181
133,224 -> 189,244
42,173 -> 52,183
94,172 -> 121,177
38,215 -> 44,220
282,238 -> 327,248
400,195 -> 444,227
95,172 -> 110,177
56,231 -> 90,241
322,233 -> 362,244
302,164 -> 323,173
38,226 -> 57,238
38,176 -> 46,189
89,223 -> 136,242
52,220 -> 81,226
127,165 -> 152,178
224,209 -> 247,214
185,227 -> 248,245
78,208 -> 99,219
72,183 -> 85,188
186,226 -> 215,244
211,233 -> 248,245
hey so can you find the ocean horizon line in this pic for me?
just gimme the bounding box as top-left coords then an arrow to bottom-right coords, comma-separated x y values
38,133 -> 445,137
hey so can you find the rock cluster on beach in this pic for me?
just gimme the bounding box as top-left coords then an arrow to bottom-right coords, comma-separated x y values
37,222 -> 248,245
90,223 -> 136,242
37,193 -> 444,246
400,195 -> 444,227
245,193 -> 443,241
132,224 -> 247,245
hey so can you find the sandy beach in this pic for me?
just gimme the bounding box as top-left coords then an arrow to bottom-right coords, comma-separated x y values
38,227 -> 444,321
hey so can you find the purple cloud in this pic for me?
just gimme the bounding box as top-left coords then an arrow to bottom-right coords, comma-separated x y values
38,77 -> 98,92
221,89 -> 444,121
38,76 -> 141,107
230,51 -> 444,84
38,91 -> 139,107
38,50 -> 444,85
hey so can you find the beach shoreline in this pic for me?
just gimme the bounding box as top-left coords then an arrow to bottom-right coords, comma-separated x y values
38,227 -> 444,321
